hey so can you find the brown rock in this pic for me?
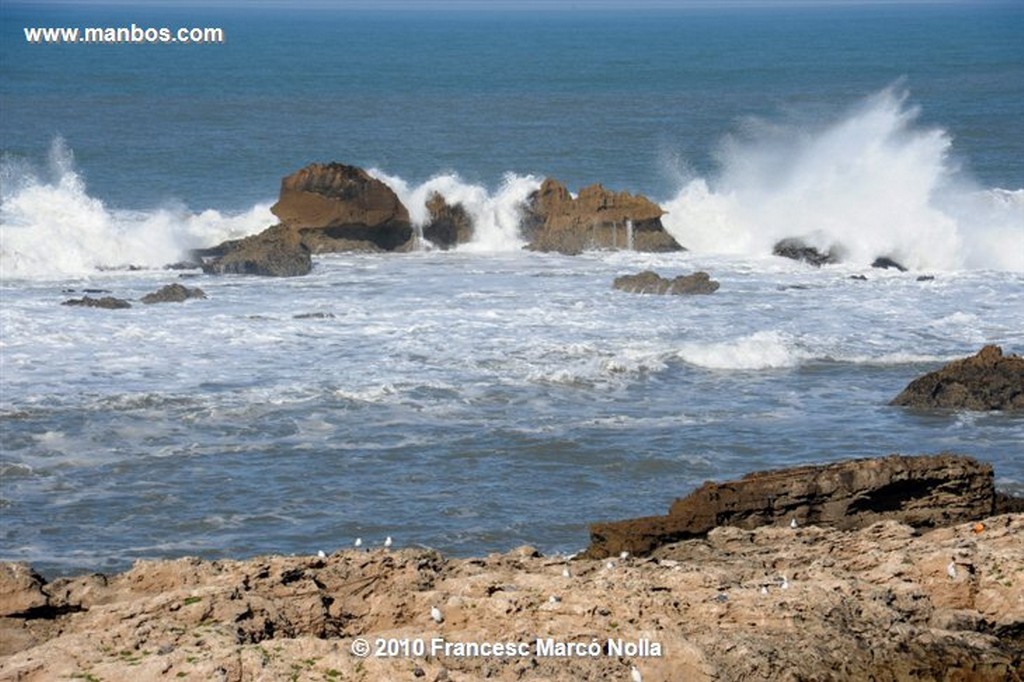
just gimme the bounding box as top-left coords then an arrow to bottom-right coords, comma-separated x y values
1,514 -> 1022,681
890,345 -> 1024,411
585,454 -> 1000,559
140,283 -> 207,304
0,564 -> 47,617
522,178 -> 683,255
422,192 -> 473,249
61,296 -> 131,309
200,224 -> 312,277
612,270 -> 719,295
272,162 -> 413,253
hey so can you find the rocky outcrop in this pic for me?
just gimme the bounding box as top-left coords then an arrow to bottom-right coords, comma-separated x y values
422,192 -> 473,249
772,238 -> 840,267
891,345 -> 1024,411
140,283 -> 207,304
521,179 -> 683,255
613,270 -> 719,295
61,296 -> 131,309
614,270 -> 720,292
2,513 -> 1022,681
585,453 -> 1002,559
199,224 -> 312,277
873,256 -> 908,271
272,163 -> 413,253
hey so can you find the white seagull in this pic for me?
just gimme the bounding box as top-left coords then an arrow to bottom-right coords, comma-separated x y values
354,537 -> 363,549
619,551 -> 630,560
317,550 -> 327,559
430,606 -> 444,623
779,575 -> 790,590
790,518 -> 798,529
384,536 -> 393,550
631,664 -> 643,682
947,560 -> 957,579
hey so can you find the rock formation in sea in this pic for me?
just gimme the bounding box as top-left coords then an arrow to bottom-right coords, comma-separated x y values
199,223 -> 313,277
2,457 -> 1021,680
771,237 -> 840,267
612,270 -> 719,295
271,163 -> 414,253
584,453 -> 1005,559
140,283 -> 207,304
890,345 -> 1024,411
61,295 -> 132,309
423,192 -> 474,249
521,179 -> 683,255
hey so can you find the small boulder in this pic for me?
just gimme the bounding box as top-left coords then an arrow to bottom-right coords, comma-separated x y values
613,270 -> 719,295
61,296 -> 131,309
872,256 -> 908,272
422,193 -> 473,249
773,238 -> 840,267
890,345 -> 1024,411
141,283 -> 207,304
0,563 -> 47,617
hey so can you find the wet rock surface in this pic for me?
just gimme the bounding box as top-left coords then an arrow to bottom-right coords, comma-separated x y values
140,283 -> 207,304
612,270 -> 719,295
891,345 -> 1024,411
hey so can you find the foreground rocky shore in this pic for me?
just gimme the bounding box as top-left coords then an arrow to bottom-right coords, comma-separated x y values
3,455 -> 1021,682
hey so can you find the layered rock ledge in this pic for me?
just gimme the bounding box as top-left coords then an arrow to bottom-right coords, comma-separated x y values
612,270 -> 719,295
2,455 -> 1021,681
890,345 -> 1024,411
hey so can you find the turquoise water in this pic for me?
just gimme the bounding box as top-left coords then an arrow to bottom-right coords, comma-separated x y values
2,3 -> 1023,577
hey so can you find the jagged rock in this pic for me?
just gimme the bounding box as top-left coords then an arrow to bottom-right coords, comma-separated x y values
890,345 -> 1024,411
584,453 -> 1001,559
0,564 -> 47,618
140,283 -> 207,304
272,163 -> 413,253
2,513 -> 1022,681
521,178 -> 683,255
772,238 -> 840,266
872,256 -> 908,271
422,193 -> 473,249
612,270 -> 719,295
61,296 -> 131,309
200,224 -> 312,277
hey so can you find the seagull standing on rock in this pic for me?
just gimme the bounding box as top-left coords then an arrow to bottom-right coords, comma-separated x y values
790,518 -> 798,529
431,606 -> 444,624
354,537 -> 362,549
631,664 -> 643,682
384,536 -> 393,550
947,560 -> 957,580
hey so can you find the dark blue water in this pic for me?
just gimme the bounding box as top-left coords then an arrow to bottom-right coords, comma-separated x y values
3,3 -> 1022,209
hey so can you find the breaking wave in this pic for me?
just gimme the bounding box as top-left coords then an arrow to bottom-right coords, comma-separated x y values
660,87 -> 1023,272
0,138 -> 273,279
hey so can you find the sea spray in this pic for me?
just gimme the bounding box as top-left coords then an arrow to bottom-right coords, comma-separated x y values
0,138 -> 274,279
369,169 -> 541,252
660,87 -> 1024,272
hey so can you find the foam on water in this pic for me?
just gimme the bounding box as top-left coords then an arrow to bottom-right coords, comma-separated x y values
368,169 -> 541,252
675,331 -> 807,371
660,87 -> 1024,272
0,138 -> 273,279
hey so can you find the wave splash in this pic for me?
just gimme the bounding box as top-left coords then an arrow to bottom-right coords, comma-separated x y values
661,87 -> 1023,271
0,138 -> 273,279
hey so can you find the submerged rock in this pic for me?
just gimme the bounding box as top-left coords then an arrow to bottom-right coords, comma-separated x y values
140,283 -> 207,304
521,178 -> 683,255
584,453 -> 1002,559
612,270 -> 719,295
772,238 -> 840,267
61,296 -> 132,309
890,345 -> 1024,411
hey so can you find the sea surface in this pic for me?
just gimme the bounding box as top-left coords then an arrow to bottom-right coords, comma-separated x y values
1,2 -> 1023,577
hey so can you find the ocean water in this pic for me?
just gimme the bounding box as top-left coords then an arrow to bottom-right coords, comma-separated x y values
1,2 -> 1023,577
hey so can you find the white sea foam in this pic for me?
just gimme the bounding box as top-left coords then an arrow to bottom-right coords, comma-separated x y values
675,331 -> 805,370
0,138 -> 273,279
369,169 -> 541,252
660,87 -> 1024,272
